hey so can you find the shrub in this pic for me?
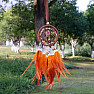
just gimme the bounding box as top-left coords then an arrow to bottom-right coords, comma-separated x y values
75,43 -> 91,57
64,43 -> 72,56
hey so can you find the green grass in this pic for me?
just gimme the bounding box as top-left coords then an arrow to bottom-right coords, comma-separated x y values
66,56 -> 93,60
29,60 -> 94,94
0,46 -> 94,94
0,46 -> 35,58
0,58 -> 37,94
29,67 -> 94,94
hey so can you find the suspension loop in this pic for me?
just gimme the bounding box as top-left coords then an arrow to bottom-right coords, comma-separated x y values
45,0 -> 49,23
38,24 -> 59,46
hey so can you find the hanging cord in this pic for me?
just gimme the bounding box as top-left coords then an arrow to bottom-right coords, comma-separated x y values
45,0 -> 49,24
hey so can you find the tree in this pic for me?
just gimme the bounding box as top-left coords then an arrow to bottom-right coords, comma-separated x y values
0,5 -> 5,21
85,4 -> 94,58
1,1 -> 34,44
34,0 -> 45,45
49,0 -> 86,57
0,5 -> 5,42
1,0 -> 58,45
34,0 -> 58,45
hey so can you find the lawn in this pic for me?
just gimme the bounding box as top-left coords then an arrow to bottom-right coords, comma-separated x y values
29,61 -> 94,94
0,46 -> 94,94
0,58 -> 38,94
0,46 -> 35,59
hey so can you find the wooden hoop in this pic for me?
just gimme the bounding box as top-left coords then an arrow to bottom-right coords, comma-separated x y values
38,24 -> 59,46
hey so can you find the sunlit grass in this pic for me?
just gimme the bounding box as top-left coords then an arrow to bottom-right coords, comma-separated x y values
0,46 -> 94,94
29,56 -> 94,94
0,46 -> 35,59
29,67 -> 94,94
66,56 -> 93,60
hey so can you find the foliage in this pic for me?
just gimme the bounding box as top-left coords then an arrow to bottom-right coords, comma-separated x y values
75,43 -> 91,57
64,43 -> 72,56
49,0 -> 86,45
87,4 -> 94,36
0,1 -> 34,42
24,30 -> 36,46
0,5 -> 5,21
64,43 -> 91,57
0,5 -> 5,42
85,4 -> 94,50
0,58 -> 37,94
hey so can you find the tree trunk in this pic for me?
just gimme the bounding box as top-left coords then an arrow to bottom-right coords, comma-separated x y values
62,44 -> 65,58
90,43 -> 94,58
59,43 -> 65,58
61,50 -> 64,58
58,35 -> 65,58
11,36 -> 20,53
72,44 -> 75,57
71,39 -> 78,57
34,0 -> 45,46
91,50 -> 94,58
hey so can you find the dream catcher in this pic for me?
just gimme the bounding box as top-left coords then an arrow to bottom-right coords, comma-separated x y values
22,0 -> 71,91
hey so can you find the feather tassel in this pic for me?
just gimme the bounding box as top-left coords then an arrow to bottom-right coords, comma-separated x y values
22,49 -> 71,91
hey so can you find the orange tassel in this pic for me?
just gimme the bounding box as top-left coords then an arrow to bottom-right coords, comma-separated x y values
22,54 -> 37,76
40,54 -> 49,82
45,51 -> 71,91
45,55 -> 55,90
55,70 -> 60,84
54,51 -> 71,76
22,49 -> 71,91
32,73 -> 37,83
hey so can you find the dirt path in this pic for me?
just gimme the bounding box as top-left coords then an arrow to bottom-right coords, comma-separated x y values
29,61 -> 94,94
